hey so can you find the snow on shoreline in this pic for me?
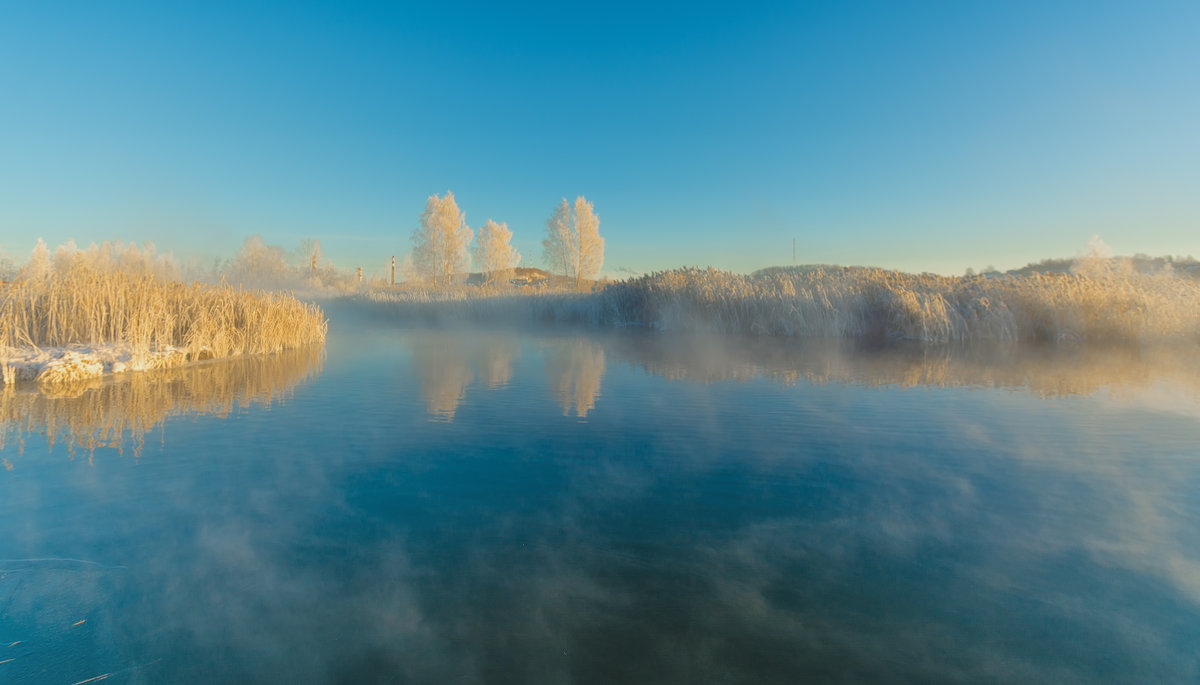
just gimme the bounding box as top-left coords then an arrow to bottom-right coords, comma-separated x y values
1,344 -> 191,386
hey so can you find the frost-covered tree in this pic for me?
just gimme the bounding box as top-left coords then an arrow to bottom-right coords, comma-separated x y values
413,191 -> 473,289
20,238 -> 52,281
473,219 -> 521,289
225,235 -> 292,287
542,196 -> 603,288
15,238 -> 181,282
296,238 -> 324,273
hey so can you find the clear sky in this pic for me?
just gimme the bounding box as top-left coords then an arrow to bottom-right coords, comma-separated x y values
2,1 -> 1197,277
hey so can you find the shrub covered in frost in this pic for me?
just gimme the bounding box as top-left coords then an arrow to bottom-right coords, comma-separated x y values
358,262 -> 1200,344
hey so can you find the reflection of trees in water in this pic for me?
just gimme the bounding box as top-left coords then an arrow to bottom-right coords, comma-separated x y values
408,331 -> 523,421
477,336 -> 520,390
545,339 -> 606,418
406,331 -> 608,420
0,346 -> 324,459
410,336 -> 474,421
404,329 -> 1200,420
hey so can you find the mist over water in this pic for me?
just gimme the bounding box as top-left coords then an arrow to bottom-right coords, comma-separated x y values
2,315 -> 1199,683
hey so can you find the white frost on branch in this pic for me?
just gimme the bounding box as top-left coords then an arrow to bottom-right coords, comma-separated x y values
473,219 -> 521,289
542,196 -> 603,288
413,191 -> 473,289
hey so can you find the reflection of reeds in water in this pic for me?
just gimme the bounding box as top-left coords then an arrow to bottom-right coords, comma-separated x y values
612,335 -> 1200,400
545,339 -> 605,418
0,346 -> 324,459
405,328 -> 1199,419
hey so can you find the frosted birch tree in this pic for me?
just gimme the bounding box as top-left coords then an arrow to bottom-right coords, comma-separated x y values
542,196 -> 603,288
473,219 -> 521,289
413,191 -> 473,289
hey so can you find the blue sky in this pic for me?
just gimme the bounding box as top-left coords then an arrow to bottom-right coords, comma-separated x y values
1,1 -> 1197,277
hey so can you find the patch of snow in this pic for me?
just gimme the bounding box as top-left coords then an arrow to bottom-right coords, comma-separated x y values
35,351 -> 104,385
1,343 -> 186,387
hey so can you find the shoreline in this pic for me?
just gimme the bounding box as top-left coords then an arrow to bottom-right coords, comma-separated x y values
3,343 -> 199,387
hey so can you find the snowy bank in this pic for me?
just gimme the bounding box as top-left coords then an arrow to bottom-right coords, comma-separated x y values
1,343 -> 191,387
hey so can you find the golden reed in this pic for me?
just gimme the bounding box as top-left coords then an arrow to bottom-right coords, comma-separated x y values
1,268 -> 327,385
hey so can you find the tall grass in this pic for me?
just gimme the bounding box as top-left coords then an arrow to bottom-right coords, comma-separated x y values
1,267 -> 327,384
601,265 -> 1200,343
361,263 -> 1200,344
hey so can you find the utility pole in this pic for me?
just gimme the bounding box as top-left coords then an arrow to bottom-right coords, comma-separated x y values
391,256 -> 395,286
356,266 -> 362,283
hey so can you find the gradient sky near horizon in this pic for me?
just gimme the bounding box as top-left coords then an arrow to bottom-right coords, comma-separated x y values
2,1 -> 1198,277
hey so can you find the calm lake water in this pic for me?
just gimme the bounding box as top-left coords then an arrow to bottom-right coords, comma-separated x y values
3,309 -> 1200,684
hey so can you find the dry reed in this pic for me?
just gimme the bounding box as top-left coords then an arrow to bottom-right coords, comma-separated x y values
362,264 -> 1200,344
1,268 -> 327,385
593,266 -> 1200,343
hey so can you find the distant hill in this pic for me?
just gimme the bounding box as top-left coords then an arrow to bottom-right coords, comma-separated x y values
462,267 -> 600,289
464,267 -> 549,285
512,267 -> 552,280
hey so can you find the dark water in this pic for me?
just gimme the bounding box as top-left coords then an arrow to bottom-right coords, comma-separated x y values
2,315 -> 1199,684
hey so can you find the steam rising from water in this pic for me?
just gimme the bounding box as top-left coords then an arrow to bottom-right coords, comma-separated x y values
363,261 -> 1200,344
2,322 -> 1199,683
386,327 -> 1200,422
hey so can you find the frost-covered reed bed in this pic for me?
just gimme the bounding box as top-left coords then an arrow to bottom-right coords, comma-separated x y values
598,266 -> 1200,343
362,264 -> 1200,344
1,269 -> 327,385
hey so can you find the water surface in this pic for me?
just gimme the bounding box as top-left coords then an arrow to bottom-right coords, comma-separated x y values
2,316 -> 1199,683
